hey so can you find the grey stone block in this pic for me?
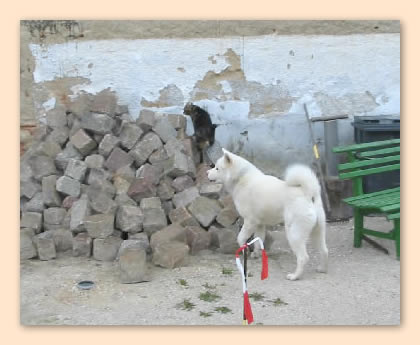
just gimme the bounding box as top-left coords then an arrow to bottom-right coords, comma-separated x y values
171,175 -> 195,193
21,212 -> 42,233
185,226 -> 211,255
117,239 -> 143,258
98,134 -> 120,157
140,197 -> 162,210
87,186 -> 117,214
127,232 -> 150,252
153,118 -> 177,143
119,122 -> 144,150
114,165 -> 136,182
164,151 -> 190,178
169,207 -> 200,227
93,237 -> 123,261
181,138 -> 200,162
85,154 -> 105,169
85,214 -> 115,238
30,155 -> 57,180
49,127 -> 69,146
72,233 -> 92,257
116,205 -> 143,233
209,227 -> 238,254
149,147 -> 169,164
70,194 -> 91,232
80,112 -> 115,134
220,195 -> 236,209
127,178 -> 157,202
35,139 -> 62,158
90,89 -> 117,115
114,193 -> 137,206
129,132 -> 162,166
167,114 -> 186,130
143,208 -> 168,236
216,207 -> 239,227
150,223 -> 187,251
113,175 -> 131,195
188,196 -> 222,228
20,160 -> 33,183
86,169 -> 115,197
162,200 -> 174,216
70,129 -> 97,156
172,186 -> 199,209
157,178 -> 175,200
21,231 -> 37,260
119,247 -> 148,283
51,228 -> 73,252
24,192 -> 45,213
164,137 -> 186,157
186,155 -> 197,178
195,163 -> 212,186
152,242 -> 189,269
115,104 -> 129,116
62,196 -> 78,209
21,179 -> 41,199
56,176 -> 81,197
105,147 -> 134,173
206,140 -> 224,165
64,158 -> 87,181
34,232 -> 56,260
67,93 -> 92,118
42,175 -> 62,207
55,142 -> 83,170
86,167 -> 112,183
136,109 -> 157,131
43,207 -> 66,225
135,163 -> 162,185
46,106 -> 67,128
199,183 -> 223,199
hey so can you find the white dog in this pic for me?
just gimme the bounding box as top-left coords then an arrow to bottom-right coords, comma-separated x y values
207,149 -> 328,280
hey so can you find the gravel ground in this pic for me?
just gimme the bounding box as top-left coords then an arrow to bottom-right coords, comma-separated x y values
20,217 -> 400,326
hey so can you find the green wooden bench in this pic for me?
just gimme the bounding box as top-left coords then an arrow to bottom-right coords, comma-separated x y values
332,139 -> 400,259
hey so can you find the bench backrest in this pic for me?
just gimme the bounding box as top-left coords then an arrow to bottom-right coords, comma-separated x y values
333,139 -> 400,195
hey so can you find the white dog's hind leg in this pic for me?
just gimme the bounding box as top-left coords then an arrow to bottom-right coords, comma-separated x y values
311,215 -> 328,273
285,222 -> 310,281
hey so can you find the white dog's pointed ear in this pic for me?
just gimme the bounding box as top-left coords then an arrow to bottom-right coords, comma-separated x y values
224,151 -> 232,165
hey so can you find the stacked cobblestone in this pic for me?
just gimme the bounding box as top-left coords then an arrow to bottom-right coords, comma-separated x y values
20,90 -> 239,283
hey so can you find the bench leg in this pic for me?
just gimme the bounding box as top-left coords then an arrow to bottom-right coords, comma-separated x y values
394,219 -> 400,260
353,208 -> 363,248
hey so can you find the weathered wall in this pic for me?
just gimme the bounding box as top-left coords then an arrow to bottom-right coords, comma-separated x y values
21,20 -> 400,175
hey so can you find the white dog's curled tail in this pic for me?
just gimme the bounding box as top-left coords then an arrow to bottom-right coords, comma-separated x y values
285,164 -> 321,201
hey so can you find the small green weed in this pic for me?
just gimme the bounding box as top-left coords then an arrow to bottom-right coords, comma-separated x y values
249,292 -> 265,301
199,291 -> 221,302
270,297 -> 288,306
214,306 -> 232,314
178,279 -> 188,287
222,267 -> 233,275
176,299 -> 195,311
199,311 -> 213,318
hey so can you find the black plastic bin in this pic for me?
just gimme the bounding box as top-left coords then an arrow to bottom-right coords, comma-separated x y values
352,115 -> 400,194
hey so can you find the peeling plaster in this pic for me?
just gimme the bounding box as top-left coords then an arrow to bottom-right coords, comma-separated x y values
28,33 -> 399,176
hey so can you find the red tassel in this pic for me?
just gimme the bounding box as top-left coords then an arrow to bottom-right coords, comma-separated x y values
243,291 -> 254,324
261,249 -> 268,280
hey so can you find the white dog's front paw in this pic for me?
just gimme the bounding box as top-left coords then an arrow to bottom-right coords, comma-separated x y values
286,273 -> 299,281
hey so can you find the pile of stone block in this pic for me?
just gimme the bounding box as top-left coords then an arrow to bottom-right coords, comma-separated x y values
20,90 -> 241,283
